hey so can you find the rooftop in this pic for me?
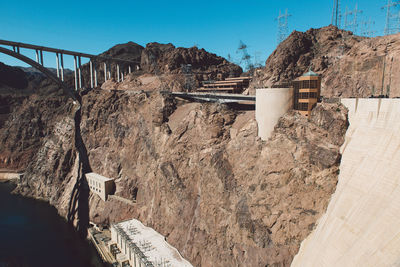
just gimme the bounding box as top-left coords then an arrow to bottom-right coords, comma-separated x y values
302,70 -> 319,77
113,219 -> 193,267
85,172 -> 113,182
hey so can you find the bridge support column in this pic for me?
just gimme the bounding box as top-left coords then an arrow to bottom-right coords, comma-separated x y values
129,65 -> 131,74
35,50 -> 39,63
40,50 -> 44,65
94,63 -> 98,87
74,56 -> 78,91
13,46 -> 20,54
78,56 -> 82,89
60,54 -> 64,81
117,64 -> 120,82
56,53 -> 60,78
90,60 -> 93,88
121,71 -> 124,82
104,63 -> 107,82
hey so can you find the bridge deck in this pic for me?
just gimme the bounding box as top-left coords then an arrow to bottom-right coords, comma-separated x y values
0,39 -> 139,64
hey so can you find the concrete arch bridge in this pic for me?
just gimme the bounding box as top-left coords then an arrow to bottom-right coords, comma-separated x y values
0,39 -> 140,99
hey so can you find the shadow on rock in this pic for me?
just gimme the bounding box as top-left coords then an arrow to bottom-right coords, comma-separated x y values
67,93 -> 92,238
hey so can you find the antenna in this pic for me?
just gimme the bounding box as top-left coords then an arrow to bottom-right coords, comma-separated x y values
332,0 -> 342,28
276,9 -> 291,44
382,0 -> 400,35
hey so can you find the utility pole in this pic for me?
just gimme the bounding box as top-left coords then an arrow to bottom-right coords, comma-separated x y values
276,9 -> 291,44
331,0 -> 342,28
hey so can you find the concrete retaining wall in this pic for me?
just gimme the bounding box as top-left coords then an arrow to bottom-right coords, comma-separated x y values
292,98 -> 400,267
256,88 -> 293,140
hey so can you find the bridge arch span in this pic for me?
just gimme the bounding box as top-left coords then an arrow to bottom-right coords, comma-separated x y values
0,46 -> 76,100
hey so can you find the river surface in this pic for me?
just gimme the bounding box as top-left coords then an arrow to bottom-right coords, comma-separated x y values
0,182 -> 105,267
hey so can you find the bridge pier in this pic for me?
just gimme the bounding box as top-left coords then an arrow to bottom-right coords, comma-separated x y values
74,56 -> 78,91
56,53 -> 60,78
117,64 -> 120,82
78,56 -> 82,89
94,63 -> 98,87
90,61 -> 93,88
104,63 -> 107,82
60,53 -> 64,81
40,50 -> 44,65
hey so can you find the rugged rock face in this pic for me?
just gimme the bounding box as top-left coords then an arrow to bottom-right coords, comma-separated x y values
76,41 -> 242,90
255,25 -> 400,97
1,78 -> 348,266
140,42 -> 242,79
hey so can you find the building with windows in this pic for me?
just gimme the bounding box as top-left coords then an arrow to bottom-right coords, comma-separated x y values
293,70 -> 321,116
86,172 -> 114,201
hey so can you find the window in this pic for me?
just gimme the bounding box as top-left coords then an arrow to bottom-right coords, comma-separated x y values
302,80 -> 310,88
299,103 -> 309,111
300,92 -> 309,99
310,80 -> 318,88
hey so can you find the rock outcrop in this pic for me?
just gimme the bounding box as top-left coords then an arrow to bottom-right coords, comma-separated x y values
254,25 -> 400,98
140,42 -> 242,79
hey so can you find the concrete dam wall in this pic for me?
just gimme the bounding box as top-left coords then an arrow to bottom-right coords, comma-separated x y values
292,98 -> 400,266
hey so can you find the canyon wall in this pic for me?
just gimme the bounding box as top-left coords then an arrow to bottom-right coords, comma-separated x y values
0,86 -> 348,266
292,99 -> 400,266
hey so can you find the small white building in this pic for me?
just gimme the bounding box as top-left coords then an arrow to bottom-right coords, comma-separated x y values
110,219 -> 193,267
85,172 -> 114,201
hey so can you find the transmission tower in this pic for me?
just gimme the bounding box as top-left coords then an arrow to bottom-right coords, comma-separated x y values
382,0 -> 400,35
331,0 -> 342,28
361,19 -> 376,37
344,3 -> 363,34
276,9 -> 291,44
254,51 -> 263,68
237,41 -> 254,72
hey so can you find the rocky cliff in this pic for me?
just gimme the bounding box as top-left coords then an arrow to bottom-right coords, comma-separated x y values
0,77 -> 348,266
254,26 -> 400,98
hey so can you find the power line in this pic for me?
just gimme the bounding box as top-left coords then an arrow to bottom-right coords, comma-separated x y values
276,9 -> 291,44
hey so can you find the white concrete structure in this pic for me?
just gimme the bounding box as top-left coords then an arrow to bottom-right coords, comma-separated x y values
86,172 -> 114,201
292,98 -> 400,267
111,219 -> 193,267
256,88 -> 293,140
0,170 -> 23,181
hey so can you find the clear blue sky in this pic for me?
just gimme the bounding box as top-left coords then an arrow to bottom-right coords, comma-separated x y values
0,0 -> 391,70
